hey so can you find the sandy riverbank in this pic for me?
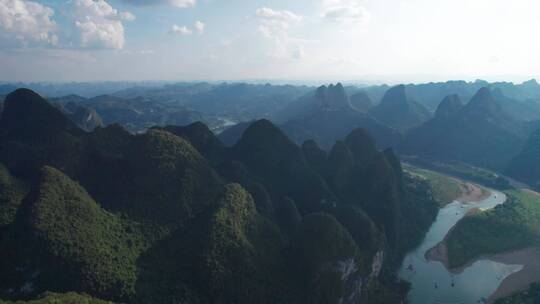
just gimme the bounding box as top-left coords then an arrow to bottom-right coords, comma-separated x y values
424,181 -> 490,268
425,186 -> 540,303
486,247 -> 540,303
455,180 -> 491,203
424,207 -> 482,271
487,189 -> 540,302
523,188 -> 540,198
426,245 -> 540,303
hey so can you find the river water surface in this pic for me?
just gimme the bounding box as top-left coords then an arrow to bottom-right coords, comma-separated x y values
398,191 -> 524,304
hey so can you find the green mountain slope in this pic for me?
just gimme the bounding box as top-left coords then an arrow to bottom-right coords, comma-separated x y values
0,166 -> 145,301
507,129 -> 540,190
0,88 -> 439,304
0,164 -> 28,230
0,292 -> 111,304
232,119 -> 335,214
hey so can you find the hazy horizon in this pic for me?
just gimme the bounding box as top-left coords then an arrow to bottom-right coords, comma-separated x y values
2,75 -> 540,87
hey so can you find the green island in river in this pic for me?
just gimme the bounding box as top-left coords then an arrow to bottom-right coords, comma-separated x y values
446,189 -> 540,269
425,188 -> 540,302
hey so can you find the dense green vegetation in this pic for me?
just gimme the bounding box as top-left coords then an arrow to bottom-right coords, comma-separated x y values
0,166 -> 145,301
494,283 -> 540,304
198,184 -> 286,303
507,128 -> 540,191
446,190 -> 540,268
291,213 -> 361,304
403,164 -> 462,206
0,292 -> 111,304
397,171 -> 440,259
0,89 -> 439,304
0,164 -> 28,228
404,157 -> 510,190
232,119 -> 335,214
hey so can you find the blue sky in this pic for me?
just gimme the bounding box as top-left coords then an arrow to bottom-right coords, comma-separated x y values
2,0 -> 540,83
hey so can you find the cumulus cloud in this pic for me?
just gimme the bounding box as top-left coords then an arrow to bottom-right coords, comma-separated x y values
169,0 -> 196,8
0,0 -> 58,47
255,7 -> 304,60
169,25 -> 192,35
169,21 -> 205,36
71,0 -> 135,50
122,0 -> 196,8
119,11 -> 136,21
255,7 -> 302,38
194,21 -> 205,34
321,0 -> 371,24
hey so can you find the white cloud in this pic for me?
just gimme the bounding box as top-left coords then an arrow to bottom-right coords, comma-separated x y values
255,7 -> 304,60
291,44 -> 306,60
122,0 -> 196,8
169,21 -> 205,36
169,25 -> 192,35
0,0 -> 58,47
255,7 -> 302,38
256,7 -> 303,22
121,49 -> 155,55
170,0 -> 196,8
194,21 -> 205,34
321,0 -> 371,24
71,0 -> 135,50
119,11 -> 136,21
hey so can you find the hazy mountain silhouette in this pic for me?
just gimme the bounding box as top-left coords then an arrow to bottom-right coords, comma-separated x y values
281,84 -> 402,150
349,91 -> 374,112
53,100 -> 104,131
369,85 -> 431,131
52,94 -> 203,133
401,87 -> 526,170
507,128 -> 540,190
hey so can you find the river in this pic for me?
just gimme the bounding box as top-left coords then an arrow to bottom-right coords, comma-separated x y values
398,190 -> 524,304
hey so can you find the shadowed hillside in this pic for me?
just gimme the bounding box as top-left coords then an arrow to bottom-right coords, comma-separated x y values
0,89 -> 438,304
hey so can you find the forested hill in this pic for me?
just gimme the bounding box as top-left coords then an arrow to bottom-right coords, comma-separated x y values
0,89 -> 439,304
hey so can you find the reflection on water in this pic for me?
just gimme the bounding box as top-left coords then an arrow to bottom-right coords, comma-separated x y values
399,191 -> 524,304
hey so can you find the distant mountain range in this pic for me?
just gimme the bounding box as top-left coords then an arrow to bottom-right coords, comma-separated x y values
5,78 -> 540,126
113,82 -> 312,126
2,79 -> 539,190
50,94 -> 203,133
52,100 -> 104,131
369,85 -> 431,131
400,87 -> 528,170
280,83 -> 402,150
363,79 -> 540,112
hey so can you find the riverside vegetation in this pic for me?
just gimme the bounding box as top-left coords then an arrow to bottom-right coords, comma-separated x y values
403,165 -> 463,206
446,190 -> 540,268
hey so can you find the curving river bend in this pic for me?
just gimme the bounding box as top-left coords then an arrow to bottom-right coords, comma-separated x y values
399,190 -> 524,304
